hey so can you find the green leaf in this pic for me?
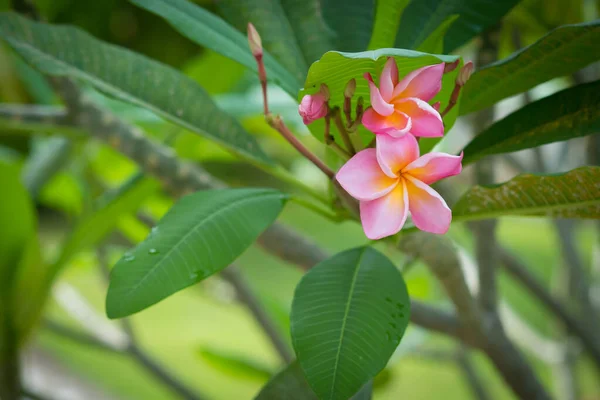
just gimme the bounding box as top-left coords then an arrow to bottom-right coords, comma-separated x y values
395,0 -> 520,52
106,188 -> 288,318
0,12 -> 273,166
129,0 -> 299,96
216,0 -> 308,84
321,0 -> 376,52
453,167 -> 600,221
301,49 -> 461,145
461,20 -> 600,115
462,80 -> 600,165
291,247 -> 410,400
198,346 -> 273,382
367,0 -> 410,49
255,361 -> 317,400
416,15 -> 459,54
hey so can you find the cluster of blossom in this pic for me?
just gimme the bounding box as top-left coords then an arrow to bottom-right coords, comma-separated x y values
299,58 -> 472,239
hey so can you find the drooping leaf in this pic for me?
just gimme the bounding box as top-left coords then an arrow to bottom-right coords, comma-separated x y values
216,0 -> 308,84
291,247 -> 410,400
301,49 -> 461,145
198,346 -> 274,382
106,188 -> 288,318
453,167 -> 600,220
0,13 -> 273,165
462,80 -> 600,164
416,15 -> 459,54
461,20 -> 600,115
129,0 -> 299,96
367,0 -> 410,49
322,0 -> 376,52
395,0 -> 520,52
255,361 -> 317,400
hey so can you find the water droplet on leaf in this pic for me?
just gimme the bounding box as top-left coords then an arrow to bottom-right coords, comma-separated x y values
385,297 -> 392,302
124,253 -> 135,262
386,332 -> 392,341
149,248 -> 159,255
389,322 -> 397,329
189,272 -> 199,280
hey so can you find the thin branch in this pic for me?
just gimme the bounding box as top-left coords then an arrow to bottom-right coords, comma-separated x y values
22,137 -> 72,198
44,319 -> 122,355
456,346 -> 491,400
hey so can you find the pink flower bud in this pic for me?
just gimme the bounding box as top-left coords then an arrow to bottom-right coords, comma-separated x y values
432,101 -> 441,111
247,23 -> 263,58
299,91 -> 328,125
444,59 -> 460,74
457,61 -> 474,86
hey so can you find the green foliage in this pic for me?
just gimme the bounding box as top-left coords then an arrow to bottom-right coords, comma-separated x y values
453,167 -> 600,220
367,0 -> 410,49
130,0 -> 300,96
291,247 -> 410,400
106,188 -> 288,318
197,346 -> 273,382
255,361 -> 317,399
463,80 -> 600,164
394,0 -> 520,52
416,15 -> 459,54
301,49 -> 461,146
461,20 -> 600,115
0,12 -> 272,166
321,0 -> 375,52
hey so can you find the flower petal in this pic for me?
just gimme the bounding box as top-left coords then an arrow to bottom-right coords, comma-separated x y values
362,108 -> 411,135
405,176 -> 451,234
391,63 -> 444,102
360,180 -> 409,240
364,73 -> 394,116
336,148 -> 398,201
379,58 -> 398,101
404,152 -> 463,184
395,98 -> 444,138
376,133 -> 419,178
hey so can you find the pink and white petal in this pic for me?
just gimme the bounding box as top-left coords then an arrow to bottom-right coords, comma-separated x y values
403,152 -> 463,184
404,176 -> 452,234
362,108 -> 411,134
391,63 -> 444,102
336,148 -> 398,201
360,181 -> 409,240
376,133 -> 419,178
396,98 -> 444,138
379,58 -> 399,101
364,73 -> 394,116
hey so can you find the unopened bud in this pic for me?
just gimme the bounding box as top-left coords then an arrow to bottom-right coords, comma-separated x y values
299,91 -> 328,125
247,23 -> 263,58
319,83 -> 330,102
344,78 -> 356,98
457,61 -> 474,86
444,59 -> 460,74
432,101 -> 441,111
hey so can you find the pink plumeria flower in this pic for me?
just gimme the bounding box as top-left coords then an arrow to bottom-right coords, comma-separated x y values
298,85 -> 329,125
336,134 -> 463,239
363,58 -> 445,138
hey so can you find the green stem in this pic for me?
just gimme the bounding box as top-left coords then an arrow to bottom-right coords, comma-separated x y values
290,196 -> 341,222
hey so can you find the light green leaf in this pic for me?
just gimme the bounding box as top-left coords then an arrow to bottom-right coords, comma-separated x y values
453,167 -> 600,221
462,80 -> 600,165
301,49 -> 461,145
367,0 -> 410,49
216,0 -> 308,84
416,15 -> 459,54
106,188 -> 288,318
0,12 -> 272,165
321,0 -> 376,52
198,346 -> 273,382
255,361 -> 317,400
129,0 -> 299,96
461,20 -> 600,115
394,0 -> 520,52
291,247 -> 410,400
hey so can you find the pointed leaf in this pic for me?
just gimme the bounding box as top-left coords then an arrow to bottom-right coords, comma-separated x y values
453,167 -> 600,221
321,0 -> 376,52
0,13 -> 272,165
106,188 -> 287,318
463,80 -> 600,165
129,0 -> 299,96
416,15 -> 459,54
255,361 -> 317,400
367,0 -> 410,49
461,20 -> 600,115
291,247 -> 410,400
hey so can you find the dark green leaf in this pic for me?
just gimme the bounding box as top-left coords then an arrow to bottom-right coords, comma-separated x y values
395,0 -> 520,52
301,49 -> 461,145
463,80 -> 600,164
453,167 -> 600,220
106,188 -> 288,318
461,20 -> 600,115
255,361 -> 317,400
291,247 -> 410,400
322,0 -> 376,52
216,0 -> 308,83
0,13 -> 272,165
367,0 -> 410,49
130,0 -> 299,96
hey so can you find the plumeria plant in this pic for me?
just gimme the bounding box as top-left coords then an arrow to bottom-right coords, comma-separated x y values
0,0 -> 599,399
